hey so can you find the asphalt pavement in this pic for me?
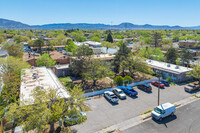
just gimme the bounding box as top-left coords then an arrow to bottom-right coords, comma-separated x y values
73,84 -> 198,133
124,99 -> 200,133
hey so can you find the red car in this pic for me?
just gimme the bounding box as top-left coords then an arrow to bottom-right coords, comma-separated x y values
151,81 -> 165,88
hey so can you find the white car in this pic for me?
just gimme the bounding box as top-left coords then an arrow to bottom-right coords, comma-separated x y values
151,102 -> 176,121
104,91 -> 119,103
112,88 -> 126,99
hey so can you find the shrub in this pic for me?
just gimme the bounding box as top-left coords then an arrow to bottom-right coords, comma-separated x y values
114,76 -> 123,86
123,76 -> 133,85
166,76 -> 171,83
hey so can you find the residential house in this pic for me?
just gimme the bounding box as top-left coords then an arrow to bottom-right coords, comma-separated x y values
24,51 -> 70,66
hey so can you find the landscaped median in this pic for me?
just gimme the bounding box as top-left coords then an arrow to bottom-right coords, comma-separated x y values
96,92 -> 200,133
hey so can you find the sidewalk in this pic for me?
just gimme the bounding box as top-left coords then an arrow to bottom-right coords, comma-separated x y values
96,92 -> 200,133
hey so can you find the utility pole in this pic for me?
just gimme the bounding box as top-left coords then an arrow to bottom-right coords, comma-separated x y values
158,71 -> 161,106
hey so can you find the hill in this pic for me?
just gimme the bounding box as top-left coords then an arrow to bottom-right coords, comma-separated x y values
0,18 -> 199,30
0,18 -> 32,29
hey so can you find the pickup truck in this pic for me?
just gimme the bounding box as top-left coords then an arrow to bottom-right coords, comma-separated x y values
121,86 -> 138,96
184,83 -> 200,92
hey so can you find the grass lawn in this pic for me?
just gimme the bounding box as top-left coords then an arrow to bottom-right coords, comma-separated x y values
59,77 -> 72,88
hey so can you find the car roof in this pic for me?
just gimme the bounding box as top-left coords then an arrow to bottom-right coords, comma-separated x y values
122,86 -> 132,89
113,88 -> 122,91
104,91 -> 114,95
158,102 -> 174,110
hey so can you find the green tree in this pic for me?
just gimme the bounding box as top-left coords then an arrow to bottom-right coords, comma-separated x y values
65,39 -> 77,52
36,53 -> 56,67
186,64 -> 200,84
114,76 -> 124,86
179,48 -> 193,66
6,85 -> 86,133
70,45 -> 93,77
33,38 -> 45,54
152,31 -> 162,47
1,42 -> 24,58
106,32 -> 113,43
113,40 -> 131,74
82,59 -> 114,86
90,36 -> 100,42
165,47 -> 178,64
0,36 -> 4,44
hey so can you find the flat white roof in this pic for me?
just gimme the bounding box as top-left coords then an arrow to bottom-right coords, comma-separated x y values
158,102 -> 174,110
20,67 -> 70,105
146,59 -> 193,74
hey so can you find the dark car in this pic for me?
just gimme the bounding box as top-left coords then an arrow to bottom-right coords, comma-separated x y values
161,80 -> 170,86
137,84 -> 152,92
151,81 -> 165,88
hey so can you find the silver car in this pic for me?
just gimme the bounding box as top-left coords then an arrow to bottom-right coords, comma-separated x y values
112,88 -> 126,99
104,91 -> 119,103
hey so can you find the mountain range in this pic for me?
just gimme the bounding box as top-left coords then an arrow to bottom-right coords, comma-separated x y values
0,18 -> 200,30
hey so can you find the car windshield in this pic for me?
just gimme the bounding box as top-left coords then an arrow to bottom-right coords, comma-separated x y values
118,91 -> 124,94
110,94 -> 117,98
154,107 -> 162,114
129,89 -> 135,92
188,84 -> 195,87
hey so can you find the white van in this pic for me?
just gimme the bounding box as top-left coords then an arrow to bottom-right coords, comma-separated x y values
151,103 -> 176,121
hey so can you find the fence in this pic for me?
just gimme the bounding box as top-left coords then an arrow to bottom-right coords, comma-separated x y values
83,78 -> 159,97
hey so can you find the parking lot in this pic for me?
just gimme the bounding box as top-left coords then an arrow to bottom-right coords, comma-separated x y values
73,83 -> 198,133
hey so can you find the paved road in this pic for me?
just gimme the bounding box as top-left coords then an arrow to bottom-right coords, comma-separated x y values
124,99 -> 200,133
73,84 -> 199,133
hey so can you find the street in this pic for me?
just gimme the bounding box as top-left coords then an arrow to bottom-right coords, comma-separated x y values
124,99 -> 200,133
73,83 -> 199,133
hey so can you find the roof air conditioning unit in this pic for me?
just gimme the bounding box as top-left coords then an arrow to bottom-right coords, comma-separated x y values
175,65 -> 179,69
167,64 -> 170,67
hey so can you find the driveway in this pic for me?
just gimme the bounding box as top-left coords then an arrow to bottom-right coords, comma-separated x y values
73,84 -> 198,133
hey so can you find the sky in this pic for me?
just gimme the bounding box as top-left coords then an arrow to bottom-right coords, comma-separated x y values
1,0 -> 200,26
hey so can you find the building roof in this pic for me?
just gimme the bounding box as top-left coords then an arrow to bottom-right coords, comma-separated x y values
53,64 -> 69,69
49,51 -> 66,60
23,51 -> 68,62
20,67 -> 70,105
146,59 -> 193,74
83,41 -> 101,46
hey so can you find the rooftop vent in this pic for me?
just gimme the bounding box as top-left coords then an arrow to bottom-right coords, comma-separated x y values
175,65 -> 179,69
32,73 -> 39,79
167,64 -> 170,67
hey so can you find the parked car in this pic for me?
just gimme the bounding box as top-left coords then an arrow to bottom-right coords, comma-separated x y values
151,102 -> 176,121
137,84 -> 152,92
112,88 -> 126,99
151,81 -> 165,88
104,91 -> 119,103
184,84 -> 200,92
64,112 -> 87,126
121,86 -> 138,96
161,79 -> 170,86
